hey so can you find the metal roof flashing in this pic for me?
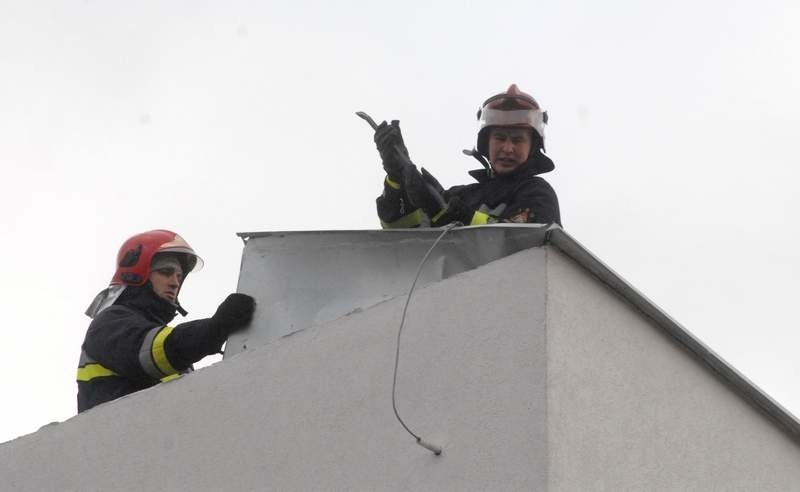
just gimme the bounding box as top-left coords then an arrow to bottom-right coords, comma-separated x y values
231,224 -> 800,443
228,224 -> 549,355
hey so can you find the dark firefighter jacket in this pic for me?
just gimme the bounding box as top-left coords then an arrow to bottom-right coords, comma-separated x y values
77,284 -> 227,412
376,157 -> 561,228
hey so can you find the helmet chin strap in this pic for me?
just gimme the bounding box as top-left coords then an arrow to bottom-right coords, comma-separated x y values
172,274 -> 189,316
462,148 -> 494,178
145,280 -> 189,316
173,300 -> 188,317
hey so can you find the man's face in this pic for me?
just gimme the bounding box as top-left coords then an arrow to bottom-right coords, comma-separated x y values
149,265 -> 183,303
488,127 -> 532,175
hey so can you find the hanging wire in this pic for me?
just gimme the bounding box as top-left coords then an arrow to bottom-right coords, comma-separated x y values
391,222 -> 459,455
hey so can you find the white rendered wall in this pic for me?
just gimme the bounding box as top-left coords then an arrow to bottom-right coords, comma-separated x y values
545,247 -> 800,490
0,248 -> 550,491
2,245 -> 799,491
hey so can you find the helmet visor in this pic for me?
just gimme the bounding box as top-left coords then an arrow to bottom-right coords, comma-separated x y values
156,234 -> 204,274
157,246 -> 204,273
480,108 -> 546,130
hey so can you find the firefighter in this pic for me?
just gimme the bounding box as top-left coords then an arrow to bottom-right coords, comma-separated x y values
375,84 -> 561,227
77,230 -> 255,412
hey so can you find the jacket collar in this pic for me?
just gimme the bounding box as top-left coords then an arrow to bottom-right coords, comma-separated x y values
468,150 -> 555,183
116,283 -> 178,324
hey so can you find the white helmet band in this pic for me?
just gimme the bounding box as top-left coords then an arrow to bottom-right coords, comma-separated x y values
479,108 -> 547,139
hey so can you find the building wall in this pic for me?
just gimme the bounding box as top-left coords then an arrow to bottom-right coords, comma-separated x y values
3,243 -> 799,491
0,248 -> 550,491
545,247 -> 800,491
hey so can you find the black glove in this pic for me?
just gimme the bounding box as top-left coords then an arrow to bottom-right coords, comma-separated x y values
212,293 -> 256,335
402,165 -> 445,219
374,120 -> 410,181
431,196 -> 475,227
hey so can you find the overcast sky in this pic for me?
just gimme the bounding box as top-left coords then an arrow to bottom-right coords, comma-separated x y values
1,1 -> 799,443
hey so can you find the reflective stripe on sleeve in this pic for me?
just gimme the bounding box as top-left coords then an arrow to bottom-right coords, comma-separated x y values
381,208 -> 423,229
77,363 -> 118,381
385,176 -> 401,190
152,326 -> 177,376
470,211 -> 490,225
431,207 -> 447,224
139,326 -> 178,380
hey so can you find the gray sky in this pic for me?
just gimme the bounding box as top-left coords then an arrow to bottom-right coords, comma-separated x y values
1,0 -> 799,443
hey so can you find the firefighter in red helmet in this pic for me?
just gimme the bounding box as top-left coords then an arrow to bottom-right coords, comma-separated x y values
375,84 -> 560,227
77,230 -> 255,412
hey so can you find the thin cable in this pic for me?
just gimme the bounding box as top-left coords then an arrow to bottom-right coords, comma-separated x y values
391,222 -> 458,454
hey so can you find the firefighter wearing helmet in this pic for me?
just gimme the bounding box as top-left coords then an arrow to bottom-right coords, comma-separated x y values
374,84 -> 560,227
77,230 -> 256,412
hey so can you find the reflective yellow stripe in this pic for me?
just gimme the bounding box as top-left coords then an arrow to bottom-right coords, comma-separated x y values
385,176 -> 401,190
381,209 -> 423,229
151,326 -> 178,377
431,208 -> 447,223
160,373 -> 181,383
470,211 -> 490,225
77,363 -> 118,381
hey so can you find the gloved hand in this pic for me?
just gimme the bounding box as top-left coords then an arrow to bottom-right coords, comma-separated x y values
374,120 -> 410,181
402,165 -> 445,219
431,196 -> 474,227
212,293 -> 256,335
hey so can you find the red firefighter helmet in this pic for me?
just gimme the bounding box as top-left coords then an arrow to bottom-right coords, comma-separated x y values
476,84 -> 548,157
110,229 -> 203,286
